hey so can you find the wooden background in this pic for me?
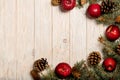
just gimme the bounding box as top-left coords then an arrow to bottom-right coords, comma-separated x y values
0,0 -> 106,80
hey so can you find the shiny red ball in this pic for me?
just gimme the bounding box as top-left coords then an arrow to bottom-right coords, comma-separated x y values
61,0 -> 76,11
103,58 -> 116,72
105,25 -> 120,41
87,4 -> 101,18
55,62 -> 71,78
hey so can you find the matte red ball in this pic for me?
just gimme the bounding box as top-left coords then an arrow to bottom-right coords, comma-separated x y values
103,58 -> 116,72
87,4 -> 101,18
105,25 -> 120,41
61,0 -> 76,11
55,62 -> 71,78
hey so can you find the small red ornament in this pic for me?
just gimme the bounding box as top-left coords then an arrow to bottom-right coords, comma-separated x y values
103,58 -> 116,72
55,62 -> 71,78
87,4 -> 101,18
61,0 -> 76,11
105,25 -> 120,41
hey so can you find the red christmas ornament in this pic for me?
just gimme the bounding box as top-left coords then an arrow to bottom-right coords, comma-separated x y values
103,58 -> 116,72
55,62 -> 71,78
105,25 -> 120,41
87,4 -> 101,18
61,0 -> 76,11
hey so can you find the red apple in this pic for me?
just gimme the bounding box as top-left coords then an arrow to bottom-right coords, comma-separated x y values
105,25 -> 120,41
87,4 -> 101,18
55,62 -> 71,78
103,58 -> 116,72
61,0 -> 76,11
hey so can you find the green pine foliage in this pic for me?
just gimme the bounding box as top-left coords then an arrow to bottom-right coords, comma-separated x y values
77,0 -> 120,26
98,0 -> 120,26
36,0 -> 120,80
40,36 -> 120,80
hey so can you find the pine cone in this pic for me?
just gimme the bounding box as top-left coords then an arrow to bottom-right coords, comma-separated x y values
101,0 -> 116,14
30,70 -> 41,80
51,0 -> 61,6
115,15 -> 120,24
116,44 -> 120,55
33,58 -> 49,73
78,0 -> 87,6
72,67 -> 81,79
81,0 -> 86,5
88,51 -> 101,65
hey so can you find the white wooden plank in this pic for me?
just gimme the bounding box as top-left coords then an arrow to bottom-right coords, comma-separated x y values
70,7 -> 87,66
16,0 -> 34,79
35,0 -> 52,67
86,16 -> 104,56
52,7 -> 70,67
0,0 -> 5,78
0,0 -> 107,79
0,0 -> 17,79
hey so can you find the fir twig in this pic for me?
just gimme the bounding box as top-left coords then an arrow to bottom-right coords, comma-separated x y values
98,36 -> 117,55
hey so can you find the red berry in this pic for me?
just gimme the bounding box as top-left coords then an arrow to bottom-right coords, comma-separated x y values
105,25 -> 120,41
87,4 -> 101,18
103,58 -> 116,72
55,62 -> 71,78
61,0 -> 76,11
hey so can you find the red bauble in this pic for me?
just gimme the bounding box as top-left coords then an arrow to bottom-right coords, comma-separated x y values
55,62 -> 71,78
105,25 -> 120,41
61,0 -> 76,11
103,58 -> 116,72
87,4 -> 101,18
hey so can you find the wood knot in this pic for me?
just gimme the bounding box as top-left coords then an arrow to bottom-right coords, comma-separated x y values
63,39 -> 67,43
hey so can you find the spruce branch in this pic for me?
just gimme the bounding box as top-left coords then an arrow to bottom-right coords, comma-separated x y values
98,36 -> 117,54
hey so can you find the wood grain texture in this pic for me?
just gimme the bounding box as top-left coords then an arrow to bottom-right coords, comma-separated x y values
0,0 -> 17,79
35,0 -> 52,65
52,7 -> 70,67
0,0 -> 105,79
16,0 -> 34,79
86,19 -> 105,55
70,7 -> 87,66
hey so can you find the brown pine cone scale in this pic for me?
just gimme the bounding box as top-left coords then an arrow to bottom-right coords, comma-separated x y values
88,51 -> 101,65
